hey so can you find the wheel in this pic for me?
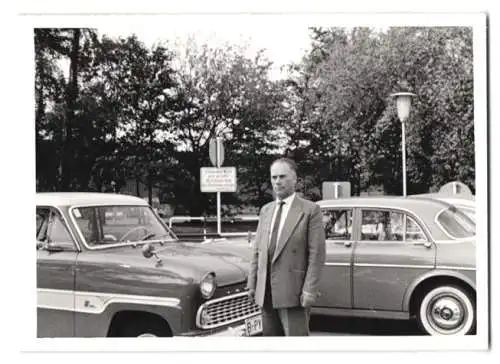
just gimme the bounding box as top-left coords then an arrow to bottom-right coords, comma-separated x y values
117,320 -> 170,337
417,285 -> 475,335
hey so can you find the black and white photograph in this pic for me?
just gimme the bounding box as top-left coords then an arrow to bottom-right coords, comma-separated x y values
6,3 -> 493,357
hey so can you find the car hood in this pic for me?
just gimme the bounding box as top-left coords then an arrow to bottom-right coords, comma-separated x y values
94,241 -> 251,286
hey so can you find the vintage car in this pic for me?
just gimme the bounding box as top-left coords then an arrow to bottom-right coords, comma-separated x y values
211,195 -> 477,336
315,196 -> 476,335
36,192 -> 262,337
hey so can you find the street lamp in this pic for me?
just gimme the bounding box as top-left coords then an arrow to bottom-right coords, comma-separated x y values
390,91 -> 416,197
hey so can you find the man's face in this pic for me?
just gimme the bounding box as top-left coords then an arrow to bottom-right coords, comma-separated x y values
270,162 -> 297,200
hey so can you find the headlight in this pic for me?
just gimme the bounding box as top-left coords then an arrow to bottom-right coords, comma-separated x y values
200,272 -> 217,299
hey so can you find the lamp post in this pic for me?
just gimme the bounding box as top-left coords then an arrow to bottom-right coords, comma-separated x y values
390,92 -> 416,197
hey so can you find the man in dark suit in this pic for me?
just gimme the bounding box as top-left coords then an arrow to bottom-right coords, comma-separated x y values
247,158 -> 326,336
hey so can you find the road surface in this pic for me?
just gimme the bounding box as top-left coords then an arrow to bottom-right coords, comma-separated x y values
310,315 -> 422,336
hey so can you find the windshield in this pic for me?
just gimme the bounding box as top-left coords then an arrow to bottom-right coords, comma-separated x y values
71,205 -> 176,247
436,207 -> 476,239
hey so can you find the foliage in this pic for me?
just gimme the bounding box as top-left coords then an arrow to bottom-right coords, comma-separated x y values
35,27 -> 475,214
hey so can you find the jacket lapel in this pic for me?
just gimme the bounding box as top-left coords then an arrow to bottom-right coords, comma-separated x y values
272,197 -> 304,264
261,202 -> 275,251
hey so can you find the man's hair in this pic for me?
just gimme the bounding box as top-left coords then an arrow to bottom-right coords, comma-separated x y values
271,157 -> 298,174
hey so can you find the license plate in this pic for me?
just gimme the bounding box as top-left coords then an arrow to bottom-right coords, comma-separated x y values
245,315 -> 263,336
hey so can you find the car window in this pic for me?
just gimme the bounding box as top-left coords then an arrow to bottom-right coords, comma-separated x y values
459,207 -> 476,223
37,207 -> 76,251
36,208 -> 50,241
436,207 -> 475,239
405,215 -> 427,241
72,205 -> 175,246
322,208 -> 353,240
361,210 -> 404,241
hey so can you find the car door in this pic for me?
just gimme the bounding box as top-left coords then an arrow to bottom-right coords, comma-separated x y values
315,207 -> 354,309
352,208 -> 436,312
36,207 -> 79,337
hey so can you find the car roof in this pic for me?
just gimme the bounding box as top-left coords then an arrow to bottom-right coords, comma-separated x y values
36,192 -> 149,207
410,192 -> 476,202
317,196 -> 452,216
437,198 -> 475,208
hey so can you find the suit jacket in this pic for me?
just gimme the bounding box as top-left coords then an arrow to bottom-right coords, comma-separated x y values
247,196 -> 326,308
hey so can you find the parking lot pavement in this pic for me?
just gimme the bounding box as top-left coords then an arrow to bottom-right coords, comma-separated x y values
309,315 -> 422,336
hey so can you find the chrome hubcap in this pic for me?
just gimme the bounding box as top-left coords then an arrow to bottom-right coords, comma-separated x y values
428,295 -> 466,332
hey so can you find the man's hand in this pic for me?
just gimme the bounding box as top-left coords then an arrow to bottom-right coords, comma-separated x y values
248,289 -> 255,301
300,291 -> 316,308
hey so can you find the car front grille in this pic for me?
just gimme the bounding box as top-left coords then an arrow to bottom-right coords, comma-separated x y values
196,291 -> 261,330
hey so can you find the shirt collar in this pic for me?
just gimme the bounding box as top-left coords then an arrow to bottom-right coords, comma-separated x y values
277,193 -> 296,206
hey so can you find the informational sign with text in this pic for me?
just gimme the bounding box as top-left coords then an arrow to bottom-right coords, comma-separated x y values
200,167 -> 237,192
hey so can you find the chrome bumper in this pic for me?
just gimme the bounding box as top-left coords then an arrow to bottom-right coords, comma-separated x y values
177,323 -> 249,337
204,323 -> 247,336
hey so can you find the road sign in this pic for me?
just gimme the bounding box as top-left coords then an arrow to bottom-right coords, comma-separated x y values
322,181 -> 351,199
439,181 -> 473,198
200,167 -> 237,192
209,137 -> 224,167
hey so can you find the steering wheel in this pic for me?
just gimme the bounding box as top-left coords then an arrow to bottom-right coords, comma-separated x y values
119,226 -> 152,242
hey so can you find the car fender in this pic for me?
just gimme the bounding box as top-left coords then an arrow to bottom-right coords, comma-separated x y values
75,300 -> 184,337
402,269 -> 476,312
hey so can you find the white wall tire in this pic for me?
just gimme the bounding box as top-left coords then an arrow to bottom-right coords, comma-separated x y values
417,285 -> 475,335
116,320 -> 170,337
137,333 -> 157,338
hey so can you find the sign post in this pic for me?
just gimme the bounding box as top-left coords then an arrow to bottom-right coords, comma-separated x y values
208,137 -> 226,235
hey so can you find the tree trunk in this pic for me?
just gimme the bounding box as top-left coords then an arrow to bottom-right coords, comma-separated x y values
148,171 -> 153,207
61,28 -> 81,191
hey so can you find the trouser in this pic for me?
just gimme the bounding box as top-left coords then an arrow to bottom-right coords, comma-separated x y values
261,269 -> 310,336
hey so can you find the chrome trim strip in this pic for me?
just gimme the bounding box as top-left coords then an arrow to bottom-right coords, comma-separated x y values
68,204 -> 176,251
311,307 -> 410,320
436,266 -> 476,271
37,288 -> 181,314
37,205 -> 82,252
196,291 -> 261,330
355,263 -> 434,269
325,262 -> 350,267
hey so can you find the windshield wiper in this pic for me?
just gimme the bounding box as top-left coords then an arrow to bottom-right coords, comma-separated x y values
129,233 -> 174,247
142,233 -> 157,241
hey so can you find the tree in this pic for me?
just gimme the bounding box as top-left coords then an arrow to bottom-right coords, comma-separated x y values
35,28 -> 101,191
287,26 -> 474,196
88,35 -> 179,204
167,40 -> 284,213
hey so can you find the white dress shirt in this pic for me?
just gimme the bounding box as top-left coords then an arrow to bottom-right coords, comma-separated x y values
268,193 -> 296,249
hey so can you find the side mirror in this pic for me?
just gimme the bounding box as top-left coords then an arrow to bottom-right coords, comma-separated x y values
142,243 -> 155,258
142,243 -> 162,266
36,240 -> 46,250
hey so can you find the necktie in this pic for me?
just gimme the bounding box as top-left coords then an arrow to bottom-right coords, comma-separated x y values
268,201 -> 285,259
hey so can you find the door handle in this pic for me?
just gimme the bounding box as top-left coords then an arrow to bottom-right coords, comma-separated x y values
413,241 -> 432,249
332,241 -> 353,247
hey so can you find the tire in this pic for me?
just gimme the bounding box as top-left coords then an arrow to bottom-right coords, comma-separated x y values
417,285 -> 475,335
117,319 -> 171,337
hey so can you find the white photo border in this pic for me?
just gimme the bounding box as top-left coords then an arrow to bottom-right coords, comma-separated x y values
12,10 -> 489,353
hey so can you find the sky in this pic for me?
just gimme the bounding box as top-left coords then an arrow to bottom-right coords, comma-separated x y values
96,21 -> 315,80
